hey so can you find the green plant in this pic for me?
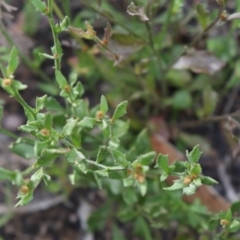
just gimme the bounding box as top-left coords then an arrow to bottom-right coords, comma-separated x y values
1,0 -> 240,239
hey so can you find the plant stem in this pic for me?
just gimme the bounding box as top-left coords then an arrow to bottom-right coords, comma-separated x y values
177,110 -> 240,128
13,88 -> 36,120
84,159 -> 125,171
47,0 -> 62,71
52,0 -> 64,20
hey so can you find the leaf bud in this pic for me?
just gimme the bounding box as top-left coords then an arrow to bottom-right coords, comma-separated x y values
183,177 -> 192,186
20,185 -> 29,194
2,78 -> 13,87
40,128 -> 50,136
220,219 -> 229,227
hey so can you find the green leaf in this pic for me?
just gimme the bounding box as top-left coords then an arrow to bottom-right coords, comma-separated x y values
183,183 -> 197,195
43,112 -> 52,129
112,101 -> 128,122
138,152 -> 155,165
123,177 -> 134,187
10,142 -> 35,159
226,209 -> 232,222
96,146 -> 109,163
38,52 -> 54,59
201,176 -> 218,185
66,148 -> 85,164
123,188 -> 138,205
157,154 -> 169,172
172,90 -> 192,109
31,168 -> 44,187
55,70 -> 68,89
138,181 -> 147,196
73,82 -> 84,98
229,220 -> 240,233
36,95 -> 47,112
15,187 -> 33,207
191,163 -> 202,175
6,46 -> 19,77
231,201 -> 240,213
59,16 -> 70,31
196,4 -> 209,29
112,120 -> 129,138
100,95 -> 108,114
111,148 -> 129,167
12,80 -> 28,91
202,85 -> 218,117
34,141 -> 48,157
29,0 -> 47,13
61,117 -> 78,137
192,178 -> 202,187
95,169 -> 109,177
163,178 -> 184,191
160,172 -> 168,182
134,217 -> 153,240
112,224 -> 126,240
0,167 -> 22,185
78,117 -> 96,128
186,145 -> 202,163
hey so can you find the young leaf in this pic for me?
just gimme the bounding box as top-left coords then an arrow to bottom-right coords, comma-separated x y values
31,168 -> 44,187
59,16 -> 70,31
78,117 -> 96,128
29,0 -> 47,13
112,101 -> 128,122
138,181 -> 147,196
6,46 -> 19,77
55,70 -> 68,89
226,209 -> 232,222
61,117 -> 78,137
138,152 -> 155,165
96,146 -> 110,163
160,172 -> 168,182
229,220 -> 240,233
111,148 -> 129,167
183,183 -> 197,195
157,154 -> 169,172
0,167 -> 22,185
201,176 -> 218,185
100,95 -> 108,114
36,95 -> 47,112
186,145 -> 202,163
163,179 -> 184,191
123,188 -> 138,205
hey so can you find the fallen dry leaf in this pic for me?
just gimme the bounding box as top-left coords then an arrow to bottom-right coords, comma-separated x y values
173,49 -> 225,74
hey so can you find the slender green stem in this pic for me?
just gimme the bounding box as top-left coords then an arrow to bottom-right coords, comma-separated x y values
0,22 -> 51,82
84,159 -> 125,171
0,129 -> 18,139
47,0 -> 62,71
157,0 -> 174,52
12,88 -> 36,120
52,0 -> 65,20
